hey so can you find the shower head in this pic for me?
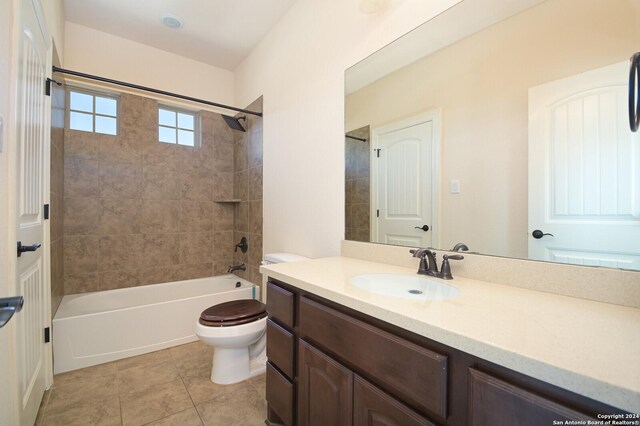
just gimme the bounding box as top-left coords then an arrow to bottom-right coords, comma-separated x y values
222,114 -> 247,132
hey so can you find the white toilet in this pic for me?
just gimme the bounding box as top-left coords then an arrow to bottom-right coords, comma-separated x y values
195,253 -> 308,385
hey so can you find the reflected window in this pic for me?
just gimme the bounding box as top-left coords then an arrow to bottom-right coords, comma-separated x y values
68,89 -> 118,135
158,106 -> 198,147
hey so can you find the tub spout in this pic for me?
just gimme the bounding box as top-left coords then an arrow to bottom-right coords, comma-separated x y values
227,263 -> 246,273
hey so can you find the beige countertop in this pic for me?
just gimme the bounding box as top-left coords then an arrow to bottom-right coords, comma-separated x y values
260,256 -> 640,413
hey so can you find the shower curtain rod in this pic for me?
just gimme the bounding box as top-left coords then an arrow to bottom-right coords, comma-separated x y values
345,134 -> 367,142
51,66 -> 263,117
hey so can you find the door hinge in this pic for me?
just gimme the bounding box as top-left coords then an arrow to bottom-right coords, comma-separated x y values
376,209 -> 380,218
374,149 -> 381,158
44,327 -> 50,343
44,203 -> 49,220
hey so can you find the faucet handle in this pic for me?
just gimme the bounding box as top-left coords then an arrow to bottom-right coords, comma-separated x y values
439,254 -> 463,280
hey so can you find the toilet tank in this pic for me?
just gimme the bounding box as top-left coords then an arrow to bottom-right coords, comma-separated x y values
260,253 -> 310,302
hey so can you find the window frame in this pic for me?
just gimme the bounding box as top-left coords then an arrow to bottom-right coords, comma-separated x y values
67,87 -> 119,136
157,105 -> 200,147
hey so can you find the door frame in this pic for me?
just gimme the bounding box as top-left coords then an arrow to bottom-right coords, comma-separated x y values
370,109 -> 442,248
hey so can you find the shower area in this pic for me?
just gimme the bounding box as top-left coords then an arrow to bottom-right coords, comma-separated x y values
49,68 -> 264,372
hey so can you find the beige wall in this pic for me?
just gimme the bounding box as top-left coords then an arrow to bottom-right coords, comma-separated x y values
234,0 -> 462,258
346,0 -> 640,257
39,0 -> 65,62
64,22 -> 235,106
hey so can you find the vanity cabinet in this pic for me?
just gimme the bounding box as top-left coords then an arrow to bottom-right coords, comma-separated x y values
265,278 -> 624,426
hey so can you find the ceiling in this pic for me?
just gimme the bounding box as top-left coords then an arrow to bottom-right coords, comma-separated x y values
63,0 -> 298,70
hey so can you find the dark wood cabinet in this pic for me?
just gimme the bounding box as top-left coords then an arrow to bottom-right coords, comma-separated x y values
298,340 -> 353,426
264,278 -> 626,426
354,375 -> 434,426
468,368 -> 596,426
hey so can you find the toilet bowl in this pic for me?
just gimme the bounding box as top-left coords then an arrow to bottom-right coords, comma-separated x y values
195,299 -> 268,384
195,252 -> 309,385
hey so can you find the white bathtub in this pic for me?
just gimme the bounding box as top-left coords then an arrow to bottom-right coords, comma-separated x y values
53,274 -> 257,374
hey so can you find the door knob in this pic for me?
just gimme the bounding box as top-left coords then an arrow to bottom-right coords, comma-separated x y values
17,241 -> 41,257
532,230 -> 554,239
414,225 -> 430,232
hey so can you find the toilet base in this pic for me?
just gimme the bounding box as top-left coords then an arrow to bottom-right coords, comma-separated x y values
210,347 -> 267,385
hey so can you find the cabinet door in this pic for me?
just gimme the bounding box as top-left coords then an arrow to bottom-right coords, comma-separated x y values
469,369 -> 595,426
298,340 -> 353,426
354,376 -> 435,426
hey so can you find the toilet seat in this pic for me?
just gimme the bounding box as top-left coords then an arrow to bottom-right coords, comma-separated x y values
199,299 -> 267,327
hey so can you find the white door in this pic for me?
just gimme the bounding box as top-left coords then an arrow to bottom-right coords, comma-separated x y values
15,0 -> 51,423
372,112 -> 440,247
529,61 -> 640,270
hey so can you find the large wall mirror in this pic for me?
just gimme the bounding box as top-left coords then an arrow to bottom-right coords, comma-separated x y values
345,0 -> 640,271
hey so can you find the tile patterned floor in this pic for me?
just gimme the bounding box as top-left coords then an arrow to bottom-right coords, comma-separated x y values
36,341 -> 266,426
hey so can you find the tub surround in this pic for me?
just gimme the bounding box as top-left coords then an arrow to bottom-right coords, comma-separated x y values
260,256 -> 640,413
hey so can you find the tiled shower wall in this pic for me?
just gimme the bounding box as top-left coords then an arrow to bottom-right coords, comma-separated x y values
50,57 -> 65,316
63,92 -> 262,294
232,97 -> 263,285
345,126 -> 370,242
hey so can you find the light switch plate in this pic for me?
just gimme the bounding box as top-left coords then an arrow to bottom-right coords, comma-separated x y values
450,179 -> 460,194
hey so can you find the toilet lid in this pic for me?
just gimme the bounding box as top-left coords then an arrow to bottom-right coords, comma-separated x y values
199,300 -> 267,327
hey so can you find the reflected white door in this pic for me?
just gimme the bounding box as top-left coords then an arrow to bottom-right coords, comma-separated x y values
372,112 -> 440,247
529,61 -> 640,270
15,0 -> 51,423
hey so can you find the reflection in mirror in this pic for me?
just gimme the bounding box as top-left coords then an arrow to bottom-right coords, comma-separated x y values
345,0 -> 640,271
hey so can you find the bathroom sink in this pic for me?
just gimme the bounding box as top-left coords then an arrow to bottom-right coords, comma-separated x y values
349,274 -> 460,301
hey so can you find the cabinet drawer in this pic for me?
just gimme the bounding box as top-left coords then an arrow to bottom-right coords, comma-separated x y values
267,281 -> 295,328
266,362 -> 294,426
299,297 -> 448,418
354,375 -> 435,426
468,369 -> 595,426
267,319 -> 295,379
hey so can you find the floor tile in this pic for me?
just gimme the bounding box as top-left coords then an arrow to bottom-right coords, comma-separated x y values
183,375 -> 251,406
173,348 -> 212,379
248,374 -> 266,400
44,394 -> 121,426
120,378 -> 193,426
116,349 -> 173,372
196,385 -> 266,426
118,360 -> 181,394
143,407 -> 203,426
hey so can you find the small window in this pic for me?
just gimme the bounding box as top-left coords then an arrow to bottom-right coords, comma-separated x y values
158,106 -> 197,146
68,89 -> 118,135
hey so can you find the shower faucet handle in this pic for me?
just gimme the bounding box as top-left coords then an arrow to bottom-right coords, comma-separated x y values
235,236 -> 248,253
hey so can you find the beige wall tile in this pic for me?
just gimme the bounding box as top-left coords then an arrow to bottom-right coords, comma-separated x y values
64,235 -> 98,275
179,232 -> 213,265
179,201 -> 213,232
64,157 -> 99,197
180,169 -> 213,201
142,165 -> 180,200
248,128 -> 263,169
64,197 -> 100,235
64,273 -> 98,294
210,113 -> 234,145
143,141 -> 178,170
139,265 -> 182,286
234,169 -> 248,200
140,199 -> 180,234
99,235 -> 142,271
234,135 -> 248,173
177,145 -> 214,172
141,233 -> 180,268
179,263 -> 213,281
99,131 -> 143,163
249,201 -> 262,235
212,140 -> 234,173
248,166 -> 263,201
212,202 -> 234,231
120,94 -> 157,132
64,129 -> 99,160
212,171 -> 233,200
213,231 -> 234,260
99,198 -> 142,235
235,202 -> 249,233
99,160 -> 142,199
99,270 -> 141,291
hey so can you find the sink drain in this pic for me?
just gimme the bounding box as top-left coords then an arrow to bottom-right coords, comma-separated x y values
408,289 -> 423,295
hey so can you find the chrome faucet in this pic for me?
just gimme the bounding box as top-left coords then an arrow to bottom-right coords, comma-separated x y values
227,263 -> 247,273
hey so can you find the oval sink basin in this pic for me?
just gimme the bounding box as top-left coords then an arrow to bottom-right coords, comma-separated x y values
349,274 -> 460,301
